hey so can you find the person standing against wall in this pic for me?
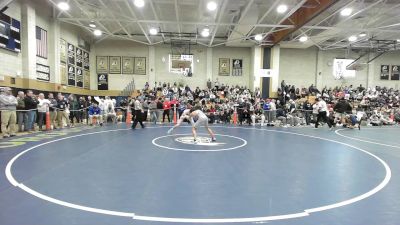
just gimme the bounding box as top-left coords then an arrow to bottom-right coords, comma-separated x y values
24,90 -> 39,132
56,94 -> 70,128
37,93 -> 50,131
48,93 -> 58,129
0,87 -> 18,138
16,91 -> 27,132
86,96 -> 93,124
68,95 -> 80,128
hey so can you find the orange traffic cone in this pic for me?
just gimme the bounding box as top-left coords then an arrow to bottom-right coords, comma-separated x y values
45,111 -> 51,130
233,107 -> 237,125
173,106 -> 177,124
126,108 -> 132,125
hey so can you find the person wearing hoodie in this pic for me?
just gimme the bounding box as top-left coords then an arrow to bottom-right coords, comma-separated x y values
0,87 -> 18,138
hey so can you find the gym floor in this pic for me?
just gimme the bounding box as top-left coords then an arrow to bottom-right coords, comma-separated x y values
0,124 -> 399,225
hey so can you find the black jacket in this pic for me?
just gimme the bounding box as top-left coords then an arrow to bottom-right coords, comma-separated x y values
24,96 -> 38,110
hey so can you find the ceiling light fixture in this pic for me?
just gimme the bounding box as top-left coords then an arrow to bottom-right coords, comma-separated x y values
397,39 -> 400,43
57,2 -> 70,11
359,33 -> 366,37
149,28 -> 158,35
340,8 -> 352,16
277,4 -> 288,14
93,29 -> 102,36
201,28 -> 210,37
254,34 -> 263,41
134,0 -> 145,8
299,36 -> 308,42
89,22 -> 96,28
348,35 -> 357,42
207,1 -> 217,11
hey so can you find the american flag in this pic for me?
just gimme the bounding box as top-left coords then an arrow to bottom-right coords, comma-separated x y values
36,26 -> 47,58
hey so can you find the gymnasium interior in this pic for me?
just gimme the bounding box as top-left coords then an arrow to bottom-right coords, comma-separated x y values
0,0 -> 400,225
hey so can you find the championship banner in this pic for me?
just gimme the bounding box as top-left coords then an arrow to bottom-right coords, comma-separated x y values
68,64 -> 76,86
60,39 -> 67,63
98,73 -> 108,90
83,51 -> 90,70
67,43 -> 75,65
219,58 -> 230,76
109,56 -> 121,74
60,63 -> 67,85
96,56 -> 108,73
36,63 -> 50,82
134,57 -> 146,75
122,56 -> 134,74
391,65 -> 400,81
76,67 -> 83,88
232,59 -> 243,76
76,48 -> 83,68
380,65 -> 389,80
84,70 -> 90,89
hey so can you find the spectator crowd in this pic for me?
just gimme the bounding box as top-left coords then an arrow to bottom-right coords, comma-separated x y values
1,80 -> 400,138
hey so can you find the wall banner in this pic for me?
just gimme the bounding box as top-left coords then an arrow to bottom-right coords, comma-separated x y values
380,65 -> 389,80
96,56 -> 109,73
76,48 -> 83,68
98,73 -> 108,90
232,59 -> 243,76
67,43 -> 75,65
60,63 -> 67,85
109,56 -> 121,74
219,58 -> 230,76
76,67 -> 83,88
68,64 -> 76,86
391,65 -> 400,81
134,57 -> 146,75
83,51 -> 90,70
60,39 -> 67,63
122,56 -> 134,74
83,70 -> 90,89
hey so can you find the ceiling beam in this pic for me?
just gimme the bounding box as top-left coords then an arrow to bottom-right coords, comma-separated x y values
174,0 -> 181,35
268,0 -> 339,45
48,0 -> 95,37
0,0 -> 14,11
148,0 -> 166,40
226,0 -> 255,42
209,0 -> 228,47
261,0 -> 309,41
315,0 -> 385,47
292,0 -> 358,41
72,0 -> 111,34
244,0 -> 281,41
95,27 -> 123,44
123,0 -> 152,44
61,20 -> 149,45
57,18 -> 296,28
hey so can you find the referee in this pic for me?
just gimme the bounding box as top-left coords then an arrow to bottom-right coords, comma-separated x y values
132,97 -> 145,129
